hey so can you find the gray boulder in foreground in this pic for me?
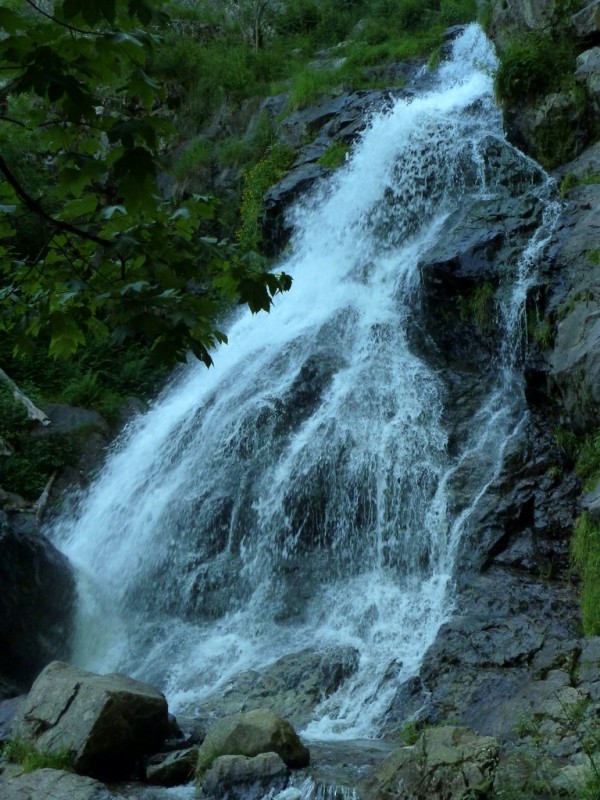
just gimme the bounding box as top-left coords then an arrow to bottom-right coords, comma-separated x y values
196,709 -> 309,777
201,752 -> 290,800
11,661 -> 169,780
0,766 -> 116,800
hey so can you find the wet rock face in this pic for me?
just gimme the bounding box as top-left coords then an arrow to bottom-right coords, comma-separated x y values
542,183 -> 600,431
0,518 -> 75,695
451,415 -> 579,577
406,570 -> 580,740
187,646 -> 359,729
575,47 -> 600,115
415,135 -> 547,367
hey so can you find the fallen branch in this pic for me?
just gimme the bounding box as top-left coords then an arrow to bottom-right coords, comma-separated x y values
0,368 -> 51,426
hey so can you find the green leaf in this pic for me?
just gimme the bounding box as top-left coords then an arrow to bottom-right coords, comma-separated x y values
49,316 -> 87,357
0,8 -> 24,34
59,194 -> 99,220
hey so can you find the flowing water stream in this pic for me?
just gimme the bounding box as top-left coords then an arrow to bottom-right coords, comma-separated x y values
50,25 -> 557,741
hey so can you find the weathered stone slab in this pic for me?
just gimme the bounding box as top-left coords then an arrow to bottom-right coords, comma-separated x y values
144,746 -> 198,786
366,726 -> 499,800
0,767 -> 116,800
12,661 -> 169,780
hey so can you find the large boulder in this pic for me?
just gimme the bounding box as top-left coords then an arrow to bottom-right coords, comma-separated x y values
11,661 -> 170,780
366,726 -> 499,800
200,752 -> 290,800
196,709 -> 310,776
0,518 -> 75,694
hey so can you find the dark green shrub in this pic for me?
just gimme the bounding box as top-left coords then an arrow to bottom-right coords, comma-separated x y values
494,32 -> 576,106
397,0 -> 439,30
572,512 -> 600,636
439,0 -> 477,26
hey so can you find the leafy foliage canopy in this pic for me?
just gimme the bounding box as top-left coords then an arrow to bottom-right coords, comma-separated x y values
0,0 -> 291,366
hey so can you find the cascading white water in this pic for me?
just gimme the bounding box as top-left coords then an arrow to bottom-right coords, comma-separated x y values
50,25 -> 557,740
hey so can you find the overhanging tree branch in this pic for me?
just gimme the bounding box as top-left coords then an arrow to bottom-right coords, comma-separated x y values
0,153 -> 112,248
24,0 -> 102,36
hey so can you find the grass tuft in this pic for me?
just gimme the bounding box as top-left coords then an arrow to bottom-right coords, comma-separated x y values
2,739 -> 74,773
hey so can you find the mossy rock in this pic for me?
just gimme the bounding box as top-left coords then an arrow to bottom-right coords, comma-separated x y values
196,709 -> 309,777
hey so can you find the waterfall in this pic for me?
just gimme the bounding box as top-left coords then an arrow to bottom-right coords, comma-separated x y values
50,25 -> 557,740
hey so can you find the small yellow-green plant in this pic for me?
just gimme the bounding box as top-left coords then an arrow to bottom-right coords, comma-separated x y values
560,172 -> 580,197
582,173 -> 600,186
533,319 -> 552,350
514,713 -> 543,745
588,249 -> 600,266
318,141 -> 350,169
399,719 -> 421,745
554,427 -> 578,459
